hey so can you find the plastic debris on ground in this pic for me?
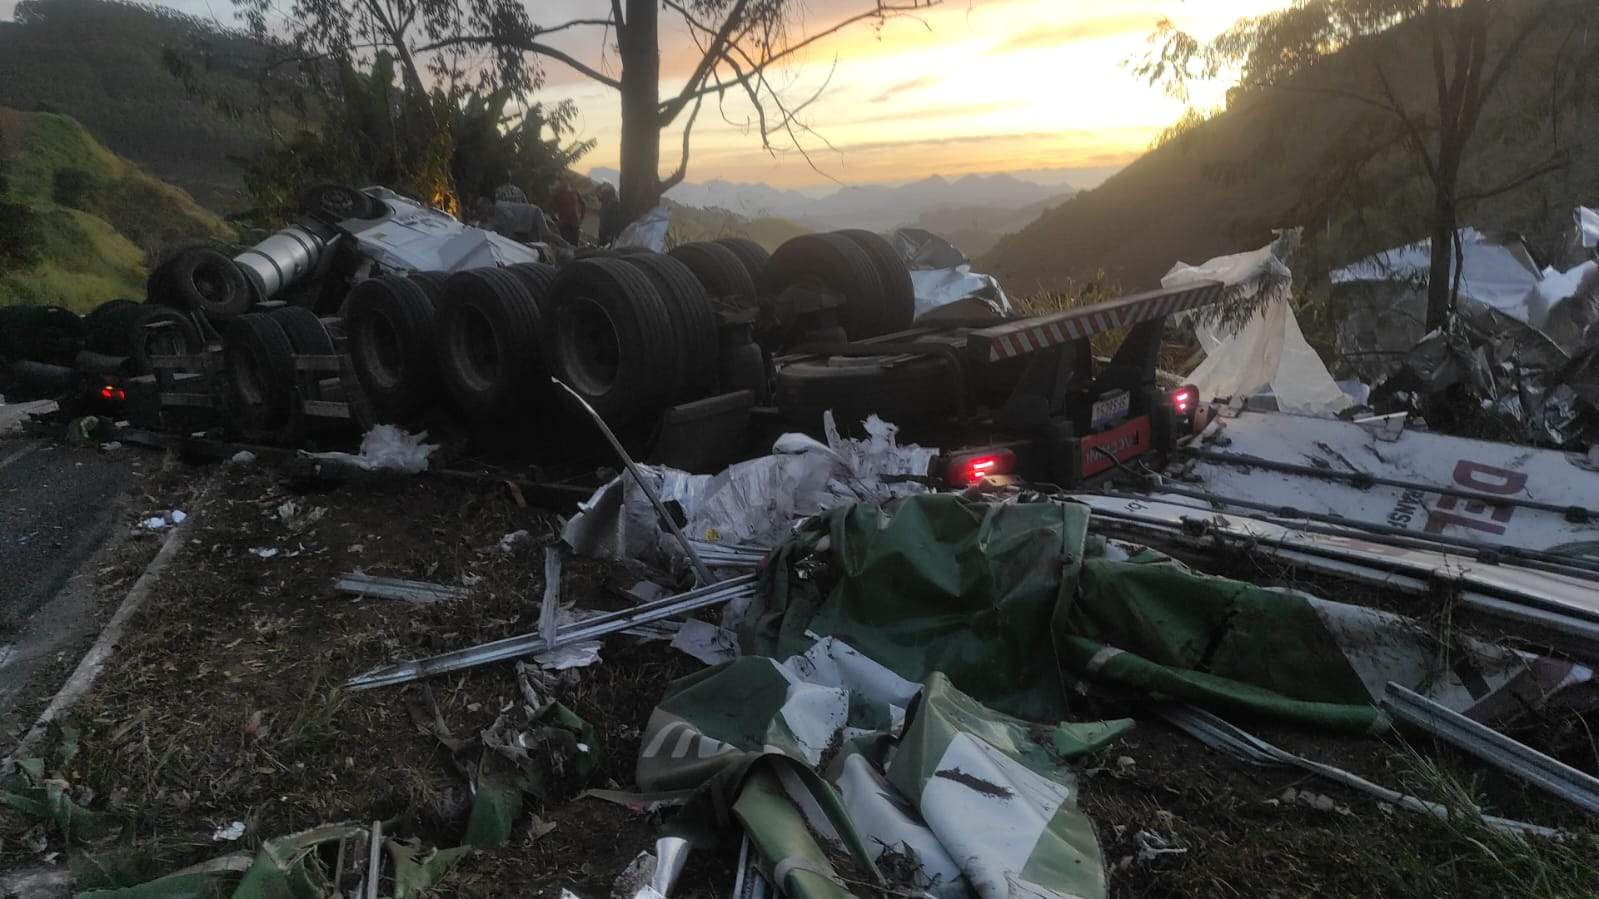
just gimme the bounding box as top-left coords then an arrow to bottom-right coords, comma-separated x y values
211,821 -> 246,842
1164,229 -> 1351,416
141,509 -> 185,530
303,425 -> 437,473
614,204 -> 671,253
562,412 -> 937,573
891,227 -> 1013,321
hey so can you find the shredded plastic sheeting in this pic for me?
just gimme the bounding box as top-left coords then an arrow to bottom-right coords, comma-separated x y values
615,204 -> 671,252
1164,235 -> 1350,416
562,414 -> 938,569
304,425 -> 437,473
1579,207 -> 1599,251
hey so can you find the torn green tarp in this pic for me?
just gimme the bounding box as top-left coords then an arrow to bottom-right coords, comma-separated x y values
745,495 -> 1591,734
77,825 -> 364,899
3,727 -> 116,845
637,636 -> 1128,899
465,699 -> 596,848
746,495 -> 1086,722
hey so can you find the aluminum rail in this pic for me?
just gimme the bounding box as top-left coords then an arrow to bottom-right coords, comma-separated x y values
1106,484 -> 1599,579
1382,682 -> 1599,816
334,573 -> 468,604
345,574 -> 758,690
1180,448 -> 1598,522
1159,703 -> 1560,838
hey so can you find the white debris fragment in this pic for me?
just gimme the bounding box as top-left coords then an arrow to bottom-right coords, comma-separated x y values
499,530 -> 531,554
302,425 -> 437,473
251,547 -> 280,559
211,821 -> 246,842
670,619 -> 737,666
229,450 -> 257,465
142,517 -> 167,530
100,441 -> 122,452
142,510 -> 186,530
533,641 -> 602,671
170,510 -> 187,524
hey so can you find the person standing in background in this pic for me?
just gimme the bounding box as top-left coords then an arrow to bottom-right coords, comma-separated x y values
553,178 -> 586,245
596,183 -> 622,246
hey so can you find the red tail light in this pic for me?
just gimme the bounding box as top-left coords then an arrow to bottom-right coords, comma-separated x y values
1170,384 -> 1198,417
100,384 -> 126,401
944,448 -> 1016,486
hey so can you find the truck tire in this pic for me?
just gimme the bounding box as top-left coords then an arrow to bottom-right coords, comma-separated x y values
0,305 -> 84,365
223,312 -> 296,430
84,299 -> 142,355
436,268 -> 544,419
545,257 -> 675,425
617,252 -> 719,400
715,237 -> 771,293
406,271 -> 449,307
126,306 -> 203,375
156,248 -> 252,319
507,262 -> 560,315
775,354 -> 959,428
302,183 -> 385,223
347,275 -> 438,422
668,242 -> 757,307
0,305 -> 29,360
834,229 -> 915,334
767,233 -> 886,340
268,306 -> 335,356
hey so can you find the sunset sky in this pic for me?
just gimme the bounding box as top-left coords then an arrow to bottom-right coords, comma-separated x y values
2,0 -> 1292,189
529,0 -> 1290,189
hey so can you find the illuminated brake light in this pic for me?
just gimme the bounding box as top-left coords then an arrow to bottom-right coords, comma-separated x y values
944,448 -> 1017,486
100,384 -> 126,401
1171,384 -> 1198,416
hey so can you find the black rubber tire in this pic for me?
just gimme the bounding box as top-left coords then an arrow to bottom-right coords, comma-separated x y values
775,354 -> 959,429
347,275 -> 439,422
715,237 -> 771,293
617,253 -> 719,400
5,305 -> 86,366
302,183 -> 386,223
436,268 -> 544,420
223,312 -> 296,430
156,248 -> 252,319
834,229 -> 915,334
545,257 -> 676,425
668,242 -> 758,307
126,306 -> 203,375
406,271 -> 450,308
268,305 -> 335,356
506,263 -> 560,315
83,299 -> 142,355
0,305 -> 30,361
766,233 -> 886,340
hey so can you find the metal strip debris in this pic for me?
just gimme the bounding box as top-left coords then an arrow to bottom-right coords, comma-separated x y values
1382,682 -> 1599,815
1157,704 -> 1559,838
553,378 -> 714,585
345,574 -> 759,690
334,573 -> 469,604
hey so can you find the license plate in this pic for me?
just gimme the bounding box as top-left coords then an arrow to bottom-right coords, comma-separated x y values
1091,390 -> 1130,430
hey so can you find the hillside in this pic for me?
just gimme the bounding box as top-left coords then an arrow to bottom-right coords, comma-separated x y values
0,106 -> 236,310
906,193 -> 1072,259
0,0 -> 273,211
982,9 -> 1599,295
663,202 -> 811,252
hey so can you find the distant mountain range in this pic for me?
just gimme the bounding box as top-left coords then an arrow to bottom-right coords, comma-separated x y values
588,168 -> 1081,237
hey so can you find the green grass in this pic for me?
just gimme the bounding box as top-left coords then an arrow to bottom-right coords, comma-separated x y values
0,109 -> 235,311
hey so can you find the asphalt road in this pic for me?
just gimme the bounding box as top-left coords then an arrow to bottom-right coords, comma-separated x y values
0,434 -> 134,730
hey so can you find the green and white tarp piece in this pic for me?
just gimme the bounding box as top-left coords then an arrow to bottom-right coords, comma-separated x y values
744,495 -> 1591,734
638,637 -> 1129,899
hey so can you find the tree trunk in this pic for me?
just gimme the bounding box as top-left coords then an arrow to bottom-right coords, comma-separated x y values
1424,195 -> 1456,329
618,0 -> 662,222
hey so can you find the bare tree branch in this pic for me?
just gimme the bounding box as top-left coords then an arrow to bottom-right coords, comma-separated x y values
659,93 -> 704,192
659,0 -> 753,126
418,35 -> 623,89
1456,150 -> 1571,204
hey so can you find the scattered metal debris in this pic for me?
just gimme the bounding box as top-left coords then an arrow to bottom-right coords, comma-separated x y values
334,573 -> 469,604
1382,682 -> 1599,815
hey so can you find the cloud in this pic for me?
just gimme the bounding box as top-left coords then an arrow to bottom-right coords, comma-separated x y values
989,13 -> 1158,53
868,75 -> 938,103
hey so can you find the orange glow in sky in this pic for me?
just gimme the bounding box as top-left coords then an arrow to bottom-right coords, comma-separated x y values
543,0 -> 1292,187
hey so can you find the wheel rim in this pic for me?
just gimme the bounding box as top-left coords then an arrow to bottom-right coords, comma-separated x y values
557,296 -> 620,397
194,267 -> 226,304
360,313 -> 404,390
449,304 -> 501,394
234,349 -> 269,407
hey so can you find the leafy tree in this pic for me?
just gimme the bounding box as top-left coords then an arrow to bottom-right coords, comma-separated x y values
1138,0 -> 1598,328
231,0 -> 936,220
